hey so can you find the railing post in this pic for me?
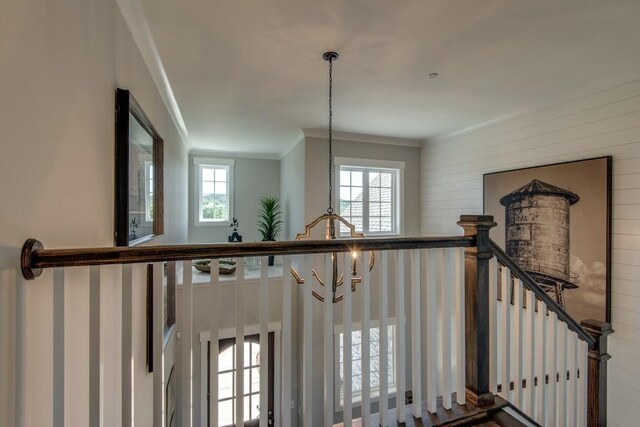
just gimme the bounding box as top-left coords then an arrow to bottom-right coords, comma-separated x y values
581,319 -> 613,427
457,215 -> 497,407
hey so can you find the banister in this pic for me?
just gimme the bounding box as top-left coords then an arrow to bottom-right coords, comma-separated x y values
488,239 -> 597,349
21,235 -> 475,280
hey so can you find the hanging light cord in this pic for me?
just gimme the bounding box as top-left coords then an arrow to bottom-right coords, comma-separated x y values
327,55 -> 334,214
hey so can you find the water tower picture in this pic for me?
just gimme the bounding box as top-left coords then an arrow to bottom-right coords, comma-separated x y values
499,179 -> 580,308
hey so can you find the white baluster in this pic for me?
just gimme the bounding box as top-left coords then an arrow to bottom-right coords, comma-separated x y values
557,322 -> 568,426
153,262 -> 164,426
235,258 -> 245,426
489,258 -> 498,395
395,251 -> 406,422
577,339 -> 588,427
303,255 -> 313,427
361,251 -> 372,425
209,259 -> 220,427
121,265 -> 133,427
324,254 -> 334,426
89,266 -> 101,427
455,247 -> 466,405
567,332 -> 578,427
547,312 -> 558,425
53,268 -> 65,427
260,258 -> 269,427
513,278 -> 523,407
500,267 -> 511,400
441,249 -> 452,410
525,290 -> 536,416
182,261 -> 193,427
343,252 -> 353,426
426,249 -> 437,413
535,298 -> 547,424
379,251 -> 389,427
410,249 -> 422,416
281,256 -> 292,427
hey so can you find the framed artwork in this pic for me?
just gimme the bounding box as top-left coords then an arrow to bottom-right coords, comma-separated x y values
483,156 -> 612,323
115,88 -> 164,246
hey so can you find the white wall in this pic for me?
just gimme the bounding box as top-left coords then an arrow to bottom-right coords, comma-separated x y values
0,0 -> 188,425
188,154 -> 281,244
280,140 -> 306,240
421,79 -> 640,426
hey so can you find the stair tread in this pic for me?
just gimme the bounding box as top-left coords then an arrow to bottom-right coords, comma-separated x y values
333,394 -> 513,427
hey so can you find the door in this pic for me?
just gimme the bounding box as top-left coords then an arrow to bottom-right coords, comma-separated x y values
208,333 -> 275,426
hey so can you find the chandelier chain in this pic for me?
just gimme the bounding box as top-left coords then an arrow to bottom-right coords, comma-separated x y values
327,56 -> 334,214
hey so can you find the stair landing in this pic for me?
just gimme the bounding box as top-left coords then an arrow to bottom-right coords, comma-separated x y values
334,395 -> 534,426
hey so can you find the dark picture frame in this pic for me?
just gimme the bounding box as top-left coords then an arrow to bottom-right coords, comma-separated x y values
115,88 -> 164,247
483,156 -> 612,323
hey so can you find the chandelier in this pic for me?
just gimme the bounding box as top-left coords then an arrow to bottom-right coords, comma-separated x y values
290,51 -> 374,303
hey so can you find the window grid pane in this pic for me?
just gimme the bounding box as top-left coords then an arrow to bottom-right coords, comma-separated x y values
201,165 -> 229,221
217,341 -> 261,425
338,325 -> 396,404
339,166 -> 397,235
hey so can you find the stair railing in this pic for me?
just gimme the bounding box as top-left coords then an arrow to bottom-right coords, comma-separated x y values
489,239 -> 612,427
19,214 -> 611,426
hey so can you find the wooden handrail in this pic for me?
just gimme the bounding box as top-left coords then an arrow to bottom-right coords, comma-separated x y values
21,236 -> 475,280
488,239 -> 597,349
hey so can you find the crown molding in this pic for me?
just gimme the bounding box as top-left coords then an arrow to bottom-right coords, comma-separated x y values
189,149 -> 281,161
301,128 -> 422,147
115,0 -> 188,146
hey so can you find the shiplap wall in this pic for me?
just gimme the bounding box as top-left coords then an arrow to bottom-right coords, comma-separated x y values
421,79 -> 640,426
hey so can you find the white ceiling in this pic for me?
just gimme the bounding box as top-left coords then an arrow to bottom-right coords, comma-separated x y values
140,0 -> 640,156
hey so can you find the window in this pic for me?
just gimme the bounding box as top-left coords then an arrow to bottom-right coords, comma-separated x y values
144,161 -> 154,222
335,158 -> 403,236
208,334 -> 274,427
336,323 -> 396,406
194,158 -> 234,225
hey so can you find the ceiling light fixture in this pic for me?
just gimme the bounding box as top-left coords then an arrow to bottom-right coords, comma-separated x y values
290,51 -> 374,303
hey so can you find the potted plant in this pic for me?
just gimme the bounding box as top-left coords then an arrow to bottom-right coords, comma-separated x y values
257,196 -> 283,266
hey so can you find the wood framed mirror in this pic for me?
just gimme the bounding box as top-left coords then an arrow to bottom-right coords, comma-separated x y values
115,88 -> 164,246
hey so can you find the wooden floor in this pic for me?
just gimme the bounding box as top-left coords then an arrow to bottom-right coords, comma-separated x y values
333,394 -> 529,427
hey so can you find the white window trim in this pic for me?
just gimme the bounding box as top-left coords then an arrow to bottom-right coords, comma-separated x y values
144,161 -> 154,223
193,157 -> 235,226
334,317 -> 400,410
334,157 -> 405,237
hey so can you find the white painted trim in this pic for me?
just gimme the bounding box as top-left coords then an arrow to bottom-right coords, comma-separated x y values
193,161 -> 234,226
199,322 -> 283,343
334,157 -> 405,170
334,159 -> 405,236
114,0 -> 188,145
192,157 -> 236,166
302,128 -> 422,147
278,129 -> 306,159
191,149 -> 281,161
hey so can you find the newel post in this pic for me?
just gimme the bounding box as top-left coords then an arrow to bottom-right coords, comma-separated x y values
457,215 -> 497,407
581,319 -> 613,427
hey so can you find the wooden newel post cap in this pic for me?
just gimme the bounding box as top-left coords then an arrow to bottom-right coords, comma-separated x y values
581,319 -> 613,356
457,215 -> 497,232
21,238 -> 44,280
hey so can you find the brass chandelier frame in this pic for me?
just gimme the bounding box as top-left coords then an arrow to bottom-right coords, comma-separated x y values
289,51 -> 375,303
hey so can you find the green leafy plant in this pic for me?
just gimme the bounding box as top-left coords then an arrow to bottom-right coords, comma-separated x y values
257,196 -> 283,241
